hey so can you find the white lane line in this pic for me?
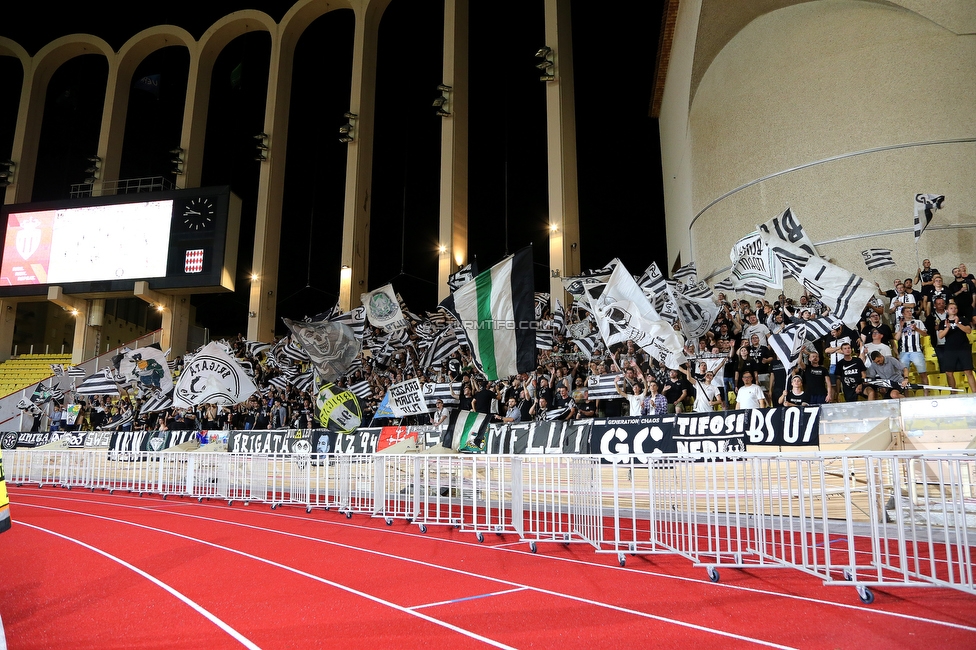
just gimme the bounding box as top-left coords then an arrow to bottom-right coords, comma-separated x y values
17,521 -> 260,650
18,488 -> 976,635
17,504 -> 516,650
18,501 -> 795,649
409,588 -> 529,610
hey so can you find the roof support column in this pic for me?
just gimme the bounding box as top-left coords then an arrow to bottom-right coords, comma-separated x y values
436,0 -> 469,302
339,0 -> 391,311
543,0 -> 581,302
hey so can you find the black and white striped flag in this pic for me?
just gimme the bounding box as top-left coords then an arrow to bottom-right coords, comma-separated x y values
67,366 -> 87,378
536,328 -> 554,350
768,324 -> 808,372
267,375 -> 290,391
682,280 -> 714,301
99,410 -> 134,431
140,391 -> 173,414
585,374 -> 621,400
803,315 -> 844,340
861,248 -> 895,271
672,261 -> 697,285
571,331 -> 601,360
552,299 -> 566,336
420,327 -> 460,369
244,340 -> 272,357
737,280 -> 769,298
289,371 -> 314,393
422,381 -> 461,407
534,293 -> 550,320
714,277 -> 735,292
76,369 -> 122,396
914,194 -> 944,242
329,306 -> 366,340
636,261 -> 668,297
349,380 -> 373,400
50,364 -> 65,377
544,405 -> 572,421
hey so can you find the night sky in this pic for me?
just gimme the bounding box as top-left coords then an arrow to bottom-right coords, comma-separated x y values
0,1 -> 667,338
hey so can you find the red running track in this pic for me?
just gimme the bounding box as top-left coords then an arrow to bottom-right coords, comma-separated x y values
1,485 -> 975,649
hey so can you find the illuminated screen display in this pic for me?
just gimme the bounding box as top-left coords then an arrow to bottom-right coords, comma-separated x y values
0,201 -> 173,286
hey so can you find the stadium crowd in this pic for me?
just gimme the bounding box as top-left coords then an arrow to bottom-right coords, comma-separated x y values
31,260 -> 976,434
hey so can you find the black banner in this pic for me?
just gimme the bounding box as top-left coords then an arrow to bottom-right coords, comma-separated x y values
110,430 -> 200,454
589,407 -> 820,463
590,415 -> 680,462
737,406 -> 820,447
4,432 -> 58,449
484,420 -> 591,455
226,429 -> 321,455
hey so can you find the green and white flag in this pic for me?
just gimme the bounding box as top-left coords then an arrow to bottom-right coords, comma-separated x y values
441,247 -> 536,380
445,409 -> 490,452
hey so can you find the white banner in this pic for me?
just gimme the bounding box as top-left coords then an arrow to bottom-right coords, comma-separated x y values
361,284 -> 407,332
388,378 -> 429,417
173,341 -> 258,408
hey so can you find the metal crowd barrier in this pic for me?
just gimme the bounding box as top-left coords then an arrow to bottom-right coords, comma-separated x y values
3,448 -> 973,603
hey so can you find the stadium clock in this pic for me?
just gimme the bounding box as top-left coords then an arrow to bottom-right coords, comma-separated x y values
182,197 -> 215,231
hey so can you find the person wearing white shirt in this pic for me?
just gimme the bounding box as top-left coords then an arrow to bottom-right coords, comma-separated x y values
734,371 -> 767,409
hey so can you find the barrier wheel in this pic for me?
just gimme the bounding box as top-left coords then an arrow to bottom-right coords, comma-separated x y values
419,524 -> 427,533
345,511 -> 352,519
197,497 -> 203,503
530,542 -> 537,554
385,518 -> 393,526
227,500 -> 233,506
307,507 -> 313,514
162,495 -> 168,500
109,490 -> 114,495
405,518 -> 412,524
707,567 -> 720,583
857,586 -> 874,604
618,554 -> 626,568
66,486 -> 72,491
271,503 -> 278,510
476,533 -> 484,543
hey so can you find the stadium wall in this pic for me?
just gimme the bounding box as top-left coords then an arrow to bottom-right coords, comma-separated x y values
660,0 -> 976,287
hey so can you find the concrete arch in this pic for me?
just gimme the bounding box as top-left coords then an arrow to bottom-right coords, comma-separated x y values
0,37 -> 30,69
4,34 -> 114,204
98,26 -> 199,186
176,10 -> 278,189
280,0 -> 356,45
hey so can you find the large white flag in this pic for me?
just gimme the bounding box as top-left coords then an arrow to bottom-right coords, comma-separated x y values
594,260 -> 685,368
596,299 -> 687,369
173,341 -> 258,408
361,284 -> 407,332
669,283 -> 720,339
119,346 -> 173,394
760,232 -> 874,329
730,231 -> 782,290
758,207 -> 819,257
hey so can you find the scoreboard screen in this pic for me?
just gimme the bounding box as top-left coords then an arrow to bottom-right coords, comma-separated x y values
0,187 -> 240,296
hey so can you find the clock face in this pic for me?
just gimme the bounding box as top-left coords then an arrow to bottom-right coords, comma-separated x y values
182,198 -> 215,231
